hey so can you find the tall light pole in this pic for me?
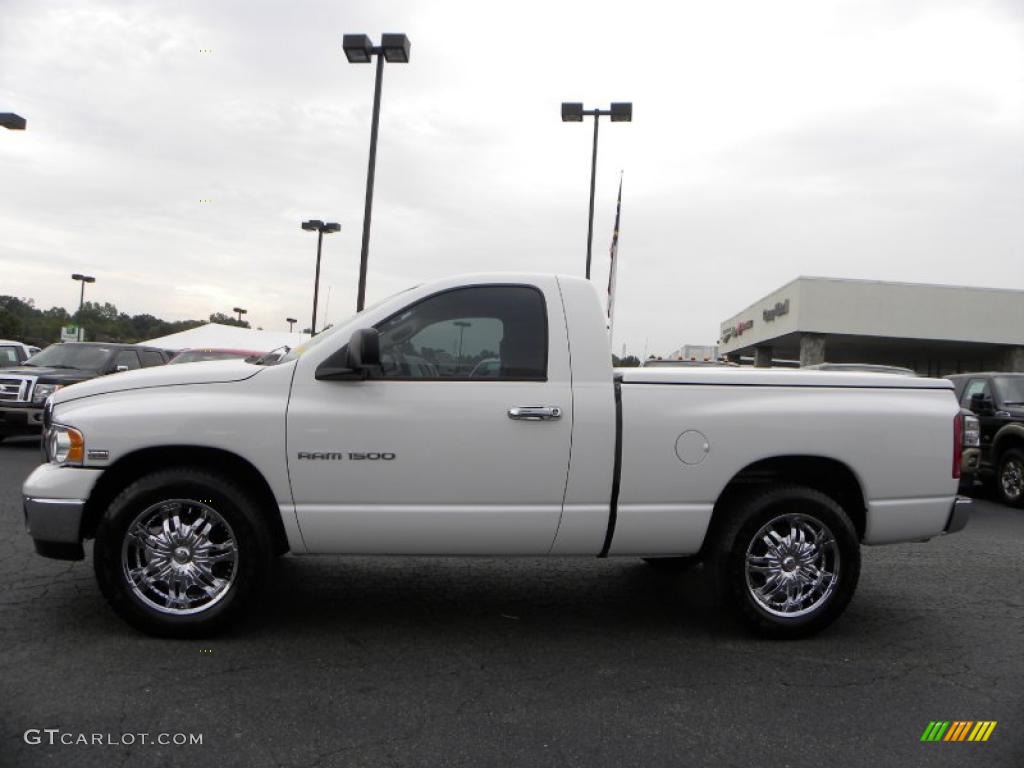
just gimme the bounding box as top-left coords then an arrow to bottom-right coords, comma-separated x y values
343,33 -> 411,312
286,317 -> 297,333
561,102 -> 632,279
453,320 -> 471,369
301,220 -> 340,334
71,273 -> 95,341
233,307 -> 247,324
1,113 -> 27,130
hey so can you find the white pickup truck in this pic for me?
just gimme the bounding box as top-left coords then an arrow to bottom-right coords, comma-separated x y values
23,273 -> 971,638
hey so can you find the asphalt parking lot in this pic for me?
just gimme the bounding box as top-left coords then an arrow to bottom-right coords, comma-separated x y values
1,435 -> 1021,768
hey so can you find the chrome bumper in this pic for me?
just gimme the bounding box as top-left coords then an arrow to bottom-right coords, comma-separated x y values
944,496 -> 972,535
24,496 -> 86,560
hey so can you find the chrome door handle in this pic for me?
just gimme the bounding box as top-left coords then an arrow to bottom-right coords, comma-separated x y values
508,405 -> 562,421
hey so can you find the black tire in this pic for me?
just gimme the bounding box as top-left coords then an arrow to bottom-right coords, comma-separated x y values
643,555 -> 702,572
708,484 -> 860,639
995,448 -> 1024,508
94,468 -> 273,638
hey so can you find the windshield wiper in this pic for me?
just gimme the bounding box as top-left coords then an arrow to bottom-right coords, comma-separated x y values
40,364 -> 80,370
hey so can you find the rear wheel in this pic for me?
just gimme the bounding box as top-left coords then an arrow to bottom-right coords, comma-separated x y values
94,468 -> 273,638
996,449 -> 1024,508
709,485 -> 860,639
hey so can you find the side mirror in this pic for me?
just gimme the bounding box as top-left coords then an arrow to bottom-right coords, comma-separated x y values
346,328 -> 380,369
969,392 -> 992,413
315,328 -> 381,381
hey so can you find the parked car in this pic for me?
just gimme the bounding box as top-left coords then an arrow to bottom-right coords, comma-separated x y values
947,372 -> 1024,506
24,273 -> 969,639
169,348 -> 267,364
0,342 -> 170,440
0,340 -> 41,367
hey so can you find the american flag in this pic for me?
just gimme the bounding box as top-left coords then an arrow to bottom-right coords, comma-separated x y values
607,173 -> 623,337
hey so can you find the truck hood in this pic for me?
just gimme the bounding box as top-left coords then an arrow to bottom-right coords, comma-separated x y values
617,367 -> 955,389
50,360 -> 264,404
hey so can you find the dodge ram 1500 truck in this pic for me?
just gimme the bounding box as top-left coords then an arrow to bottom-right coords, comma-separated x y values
22,273 -> 971,638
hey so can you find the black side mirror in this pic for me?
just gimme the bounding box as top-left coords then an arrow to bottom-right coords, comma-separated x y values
315,328 -> 381,381
346,328 -> 380,369
969,392 -> 993,413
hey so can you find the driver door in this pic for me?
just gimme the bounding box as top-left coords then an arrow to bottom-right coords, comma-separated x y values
287,281 -> 572,554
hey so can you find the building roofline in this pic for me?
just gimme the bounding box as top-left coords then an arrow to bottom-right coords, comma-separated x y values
723,275 -> 1024,327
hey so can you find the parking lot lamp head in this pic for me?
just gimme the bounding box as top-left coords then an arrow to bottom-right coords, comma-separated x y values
609,102 -> 633,122
381,34 -> 411,63
343,34 -> 374,63
0,113 -> 26,130
561,103 -> 584,122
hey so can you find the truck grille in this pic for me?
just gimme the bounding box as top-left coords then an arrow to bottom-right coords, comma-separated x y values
0,377 -> 33,403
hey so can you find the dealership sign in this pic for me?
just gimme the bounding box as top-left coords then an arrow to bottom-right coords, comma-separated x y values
721,319 -> 754,343
763,299 -> 790,322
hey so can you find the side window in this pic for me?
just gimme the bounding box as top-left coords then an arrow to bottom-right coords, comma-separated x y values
139,350 -> 165,367
374,285 -> 547,381
960,378 -> 990,408
113,350 -> 141,371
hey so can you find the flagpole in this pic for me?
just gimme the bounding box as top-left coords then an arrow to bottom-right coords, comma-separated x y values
607,171 -> 623,340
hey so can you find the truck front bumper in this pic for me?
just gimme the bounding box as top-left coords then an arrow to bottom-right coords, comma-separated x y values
944,495 -> 972,535
23,463 -> 104,560
0,404 -> 44,436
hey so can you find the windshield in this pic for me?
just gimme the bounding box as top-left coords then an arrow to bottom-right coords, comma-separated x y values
994,376 -> 1024,405
0,346 -> 20,367
25,343 -> 113,371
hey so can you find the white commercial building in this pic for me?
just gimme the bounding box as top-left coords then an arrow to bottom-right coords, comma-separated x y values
718,277 -> 1024,376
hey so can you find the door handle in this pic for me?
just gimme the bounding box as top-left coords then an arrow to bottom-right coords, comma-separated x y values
508,405 -> 563,421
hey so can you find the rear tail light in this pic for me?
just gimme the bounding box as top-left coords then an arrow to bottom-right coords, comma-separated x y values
952,413 -> 963,479
963,415 -> 980,448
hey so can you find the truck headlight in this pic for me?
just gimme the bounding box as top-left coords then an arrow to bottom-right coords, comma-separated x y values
32,383 -> 63,404
963,415 -> 980,448
44,424 -> 85,465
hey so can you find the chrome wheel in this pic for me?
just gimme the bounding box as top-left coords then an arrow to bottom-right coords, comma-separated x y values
1000,458 -> 1023,502
121,499 -> 238,615
744,513 -> 840,618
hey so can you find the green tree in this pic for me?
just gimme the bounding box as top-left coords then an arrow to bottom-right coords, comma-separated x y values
208,312 -> 251,329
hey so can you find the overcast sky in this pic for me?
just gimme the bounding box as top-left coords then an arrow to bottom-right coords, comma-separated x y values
2,0 -> 1022,355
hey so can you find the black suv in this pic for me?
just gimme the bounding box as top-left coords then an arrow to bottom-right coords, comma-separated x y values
0,342 -> 170,440
948,373 -> 1024,507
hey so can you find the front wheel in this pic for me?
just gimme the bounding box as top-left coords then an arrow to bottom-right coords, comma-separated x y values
709,485 -> 860,639
996,449 -> 1024,508
94,468 -> 273,638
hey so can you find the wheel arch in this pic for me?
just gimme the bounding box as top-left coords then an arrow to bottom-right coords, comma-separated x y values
81,446 -> 290,555
704,455 -> 868,550
993,424 -> 1024,461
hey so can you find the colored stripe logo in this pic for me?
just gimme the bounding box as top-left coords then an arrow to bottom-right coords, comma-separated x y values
921,721 -> 997,742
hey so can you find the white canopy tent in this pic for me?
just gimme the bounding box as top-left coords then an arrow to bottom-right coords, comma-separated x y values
139,323 -> 310,354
